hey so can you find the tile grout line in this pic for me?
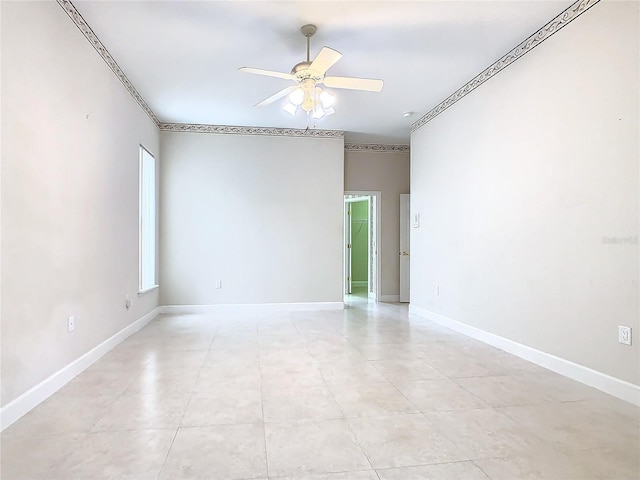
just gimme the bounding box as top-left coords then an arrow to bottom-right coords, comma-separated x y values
470,459 -> 494,480
156,327 -> 217,479
257,320 -> 271,479
155,427 -> 180,480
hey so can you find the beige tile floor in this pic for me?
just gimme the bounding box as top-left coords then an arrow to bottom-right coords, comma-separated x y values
2,291 -> 639,479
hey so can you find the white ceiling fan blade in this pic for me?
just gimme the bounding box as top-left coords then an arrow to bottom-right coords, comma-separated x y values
254,85 -> 298,107
309,47 -> 342,75
239,67 -> 294,81
324,76 -> 383,92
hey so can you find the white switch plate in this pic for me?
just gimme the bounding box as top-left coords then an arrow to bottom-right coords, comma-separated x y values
618,326 -> 631,346
215,281 -> 222,289
68,316 -> 75,333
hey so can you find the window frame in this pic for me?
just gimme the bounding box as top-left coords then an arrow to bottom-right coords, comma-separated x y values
139,145 -> 158,294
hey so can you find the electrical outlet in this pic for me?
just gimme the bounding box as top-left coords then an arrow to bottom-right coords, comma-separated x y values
618,326 -> 632,346
215,280 -> 222,289
68,316 -> 75,333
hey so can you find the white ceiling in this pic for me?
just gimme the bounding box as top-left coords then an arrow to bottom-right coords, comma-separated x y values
73,0 -> 573,144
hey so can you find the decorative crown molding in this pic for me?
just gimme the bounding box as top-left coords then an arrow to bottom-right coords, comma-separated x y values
158,123 -> 344,139
56,0 -> 159,125
344,144 -> 410,153
411,0 -> 601,133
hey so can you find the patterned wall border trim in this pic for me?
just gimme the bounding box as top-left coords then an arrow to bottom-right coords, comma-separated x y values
57,0 -> 159,125
411,0 -> 600,133
158,122 -> 344,138
344,144 -> 410,153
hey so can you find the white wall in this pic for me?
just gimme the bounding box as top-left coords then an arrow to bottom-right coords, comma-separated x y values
1,1 -> 160,407
160,131 -> 344,306
410,1 -> 639,385
344,150 -> 410,300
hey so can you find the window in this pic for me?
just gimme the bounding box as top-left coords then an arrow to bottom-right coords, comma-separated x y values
139,146 -> 156,292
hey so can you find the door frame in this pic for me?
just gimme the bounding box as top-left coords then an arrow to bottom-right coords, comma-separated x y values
399,194 -> 410,302
344,200 -> 353,295
344,191 -> 381,301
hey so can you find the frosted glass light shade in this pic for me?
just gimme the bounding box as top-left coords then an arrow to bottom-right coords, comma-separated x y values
289,88 -> 304,106
320,90 -> 335,108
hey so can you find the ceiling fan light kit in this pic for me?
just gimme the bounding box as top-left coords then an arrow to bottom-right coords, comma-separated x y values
239,24 -> 383,122
285,83 -> 336,119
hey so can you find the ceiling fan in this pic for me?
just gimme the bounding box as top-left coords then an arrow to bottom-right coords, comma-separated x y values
239,24 -> 383,119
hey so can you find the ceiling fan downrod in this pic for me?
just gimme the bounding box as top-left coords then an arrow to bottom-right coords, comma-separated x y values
300,24 -> 317,63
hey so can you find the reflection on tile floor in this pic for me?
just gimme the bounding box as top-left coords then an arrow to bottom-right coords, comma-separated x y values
2,296 -> 639,479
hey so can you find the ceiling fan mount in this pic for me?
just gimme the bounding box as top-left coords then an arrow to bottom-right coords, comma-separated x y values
300,24 -> 317,39
238,23 -> 383,116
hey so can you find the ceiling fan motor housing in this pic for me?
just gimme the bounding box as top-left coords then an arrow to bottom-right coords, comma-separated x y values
291,62 -> 323,83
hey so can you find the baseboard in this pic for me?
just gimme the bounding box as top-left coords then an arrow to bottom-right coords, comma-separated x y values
0,307 -> 160,431
351,281 -> 368,287
409,305 -> 640,406
161,302 -> 344,314
379,294 -> 401,302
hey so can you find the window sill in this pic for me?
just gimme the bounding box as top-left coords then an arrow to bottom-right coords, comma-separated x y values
138,285 -> 159,296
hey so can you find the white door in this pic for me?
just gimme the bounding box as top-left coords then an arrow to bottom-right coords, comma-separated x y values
344,202 -> 352,294
399,194 -> 410,302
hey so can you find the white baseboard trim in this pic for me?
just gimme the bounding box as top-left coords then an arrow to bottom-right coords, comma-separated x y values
379,294 -> 400,303
0,307 -> 160,431
409,304 -> 640,406
351,281 -> 368,287
161,302 -> 344,315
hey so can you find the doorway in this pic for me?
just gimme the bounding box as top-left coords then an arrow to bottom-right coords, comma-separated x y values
344,192 -> 381,302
